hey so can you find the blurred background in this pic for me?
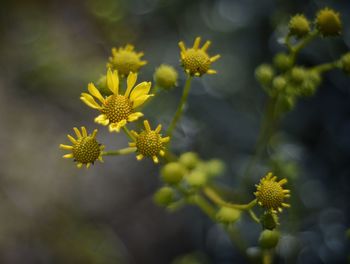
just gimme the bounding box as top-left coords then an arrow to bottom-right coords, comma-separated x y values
0,0 -> 350,263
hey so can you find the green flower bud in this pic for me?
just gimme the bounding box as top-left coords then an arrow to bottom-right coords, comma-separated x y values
289,14 -> 311,38
255,64 -> 274,85
259,230 -> 280,249
340,53 -> 350,75
205,159 -> 225,177
95,75 -> 112,96
161,162 -> 186,184
153,187 -> 174,207
316,8 -> 342,37
290,67 -> 307,84
179,152 -> 199,170
154,64 -> 178,90
216,207 -> 241,224
260,212 -> 279,230
272,76 -> 287,92
186,170 -> 207,187
273,53 -> 292,72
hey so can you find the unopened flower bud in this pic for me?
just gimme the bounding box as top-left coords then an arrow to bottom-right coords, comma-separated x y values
255,64 -> 274,85
340,53 -> 350,75
273,53 -> 292,72
154,64 -> 178,89
216,207 -> 241,224
153,187 -> 175,207
161,162 -> 186,184
316,8 -> 342,37
289,14 -> 310,38
259,230 -> 280,249
260,212 -> 279,230
179,152 -> 200,170
186,170 -> 207,187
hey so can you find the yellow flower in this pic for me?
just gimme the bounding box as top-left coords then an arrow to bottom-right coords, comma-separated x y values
80,69 -> 153,132
107,44 -> 147,76
60,127 -> 104,168
316,8 -> 342,37
254,172 -> 291,213
129,120 -> 170,163
179,36 -> 220,76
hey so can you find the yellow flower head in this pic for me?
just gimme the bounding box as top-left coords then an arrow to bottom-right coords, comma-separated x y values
129,120 -> 170,163
179,36 -> 220,77
60,127 -> 104,168
254,172 -> 291,213
80,69 -> 153,132
107,44 -> 147,76
316,8 -> 342,37
289,14 -> 310,38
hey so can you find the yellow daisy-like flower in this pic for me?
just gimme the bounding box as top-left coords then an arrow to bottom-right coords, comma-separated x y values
59,127 -> 104,168
254,172 -> 291,213
80,69 -> 153,133
107,44 -> 147,76
178,36 -> 220,77
129,120 -> 170,163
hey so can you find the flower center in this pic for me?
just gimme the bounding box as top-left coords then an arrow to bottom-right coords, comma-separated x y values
182,49 -> 211,75
72,137 -> 101,164
103,95 -> 133,123
256,181 -> 284,210
112,51 -> 142,76
136,131 -> 162,157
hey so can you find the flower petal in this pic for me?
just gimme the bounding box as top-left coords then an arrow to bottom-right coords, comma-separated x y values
127,112 -> 143,122
88,83 -> 105,104
132,95 -> 153,108
80,93 -> 101,109
125,72 -> 138,97
129,82 -> 152,102
108,120 -> 127,132
107,68 -> 119,95
94,114 -> 109,126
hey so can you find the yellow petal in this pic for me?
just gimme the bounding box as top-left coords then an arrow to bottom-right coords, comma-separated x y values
94,114 -> 109,126
132,95 -> 153,108
143,120 -> 151,132
80,93 -> 101,109
193,37 -> 201,50
210,54 -> 221,62
59,144 -> 73,150
136,154 -> 144,161
77,163 -> 83,168
107,68 -> 119,95
127,112 -> 143,122
155,124 -> 162,133
81,126 -> 87,137
63,153 -> 74,159
152,156 -> 159,163
201,40 -> 211,51
67,134 -> 77,144
73,127 -> 82,138
91,129 -> 98,138
178,41 -> 186,52
108,120 -> 127,132
88,83 -> 105,104
129,82 -> 151,102
125,72 -> 138,97
161,136 -> 170,143
207,69 -> 217,74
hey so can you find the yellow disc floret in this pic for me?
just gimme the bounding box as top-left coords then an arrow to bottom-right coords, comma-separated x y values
179,37 -> 220,77
254,172 -> 291,213
80,69 -> 153,132
316,8 -> 342,37
129,120 -> 170,163
107,44 -> 147,76
60,127 -> 104,168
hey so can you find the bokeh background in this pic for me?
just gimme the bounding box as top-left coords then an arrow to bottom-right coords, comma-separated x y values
0,0 -> 350,263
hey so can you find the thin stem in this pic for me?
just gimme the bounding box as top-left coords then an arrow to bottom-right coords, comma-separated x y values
102,147 -> 136,156
290,30 -> 318,64
242,96 -> 278,181
311,60 -> 340,73
248,209 -> 260,223
122,126 -> 135,141
192,195 -> 216,220
203,187 -> 257,210
262,250 -> 273,264
166,75 -> 193,138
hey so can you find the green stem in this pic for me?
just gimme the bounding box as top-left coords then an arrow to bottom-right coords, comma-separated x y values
262,250 -> 273,264
192,195 -> 216,220
290,30 -> 318,64
311,60 -> 340,73
203,187 -> 257,210
122,126 -> 135,141
102,147 -> 136,156
248,209 -> 260,223
242,96 -> 278,181
166,75 -> 193,139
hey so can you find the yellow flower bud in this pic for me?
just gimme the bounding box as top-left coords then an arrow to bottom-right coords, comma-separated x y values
316,8 -> 342,37
289,14 -> 310,38
154,64 -> 178,89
